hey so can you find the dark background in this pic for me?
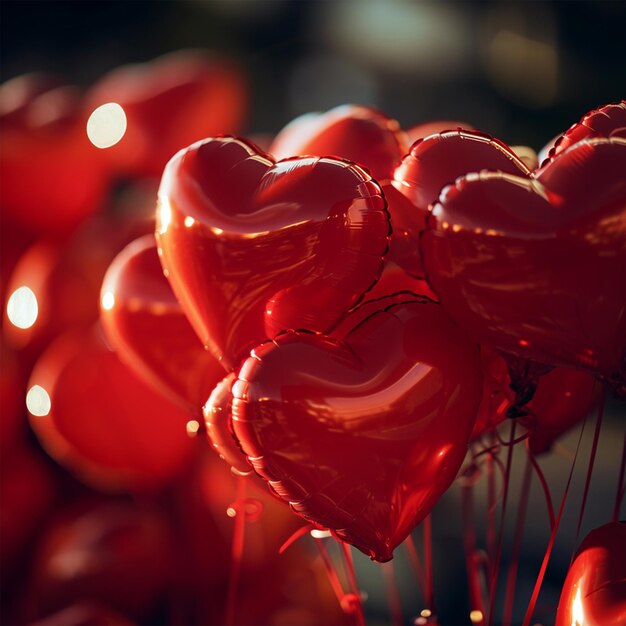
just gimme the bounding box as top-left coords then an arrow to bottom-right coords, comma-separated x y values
2,1 -> 624,625
2,0 -> 625,149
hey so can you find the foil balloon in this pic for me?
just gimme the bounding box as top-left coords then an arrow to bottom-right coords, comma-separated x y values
391,130 -> 530,276
86,50 -> 247,178
230,295 -> 482,562
422,137 -> 626,391
27,327 -> 196,491
156,136 -> 389,370
203,372 -> 254,476
100,235 -> 224,415
555,522 -> 626,626
527,367 -> 600,454
269,104 -> 410,181
548,100 -> 626,162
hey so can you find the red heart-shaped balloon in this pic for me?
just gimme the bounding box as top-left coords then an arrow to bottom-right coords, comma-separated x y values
27,327 -> 196,491
422,138 -> 626,390
390,130 -> 530,276
100,235 -> 223,415
229,295 -> 482,562
269,105 -> 409,181
548,100 -> 626,162
555,522 -> 626,626
156,136 -> 389,370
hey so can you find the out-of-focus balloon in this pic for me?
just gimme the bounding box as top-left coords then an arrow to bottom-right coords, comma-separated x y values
27,327 -> 196,491
391,130 -> 529,276
406,120 -> 474,145
29,603 -> 135,626
4,215 -> 152,355
555,522 -> 626,626
269,104 -> 409,181
527,368 -> 600,454
27,501 -> 173,621
548,100 -> 626,162
230,295 -> 482,562
86,50 -> 247,178
0,75 -> 109,234
422,138 -> 626,392
203,373 -> 253,475
100,236 -> 223,416
156,136 -> 389,370
0,446 -> 56,574
471,350 -> 599,449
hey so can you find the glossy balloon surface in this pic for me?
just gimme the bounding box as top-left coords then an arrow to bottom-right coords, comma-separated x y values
231,296 -> 482,562
203,373 -> 253,475
156,136 -> 389,370
527,367 -> 600,453
390,130 -> 529,276
100,236 -> 223,415
548,100 -> 626,162
270,104 -> 409,181
422,138 -> 626,389
27,327 -> 195,490
555,522 -> 626,626
86,50 -> 247,178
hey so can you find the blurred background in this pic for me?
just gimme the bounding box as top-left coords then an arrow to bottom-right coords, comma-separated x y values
1,1 -> 625,625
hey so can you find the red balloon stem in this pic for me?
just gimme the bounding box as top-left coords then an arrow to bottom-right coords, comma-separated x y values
422,514 -> 436,616
313,536 -> 348,608
486,447 -> 496,577
224,476 -> 248,626
487,420 -> 517,624
612,426 -> 626,522
404,535 -> 426,600
521,414 -> 587,626
381,561 -> 403,626
462,483 -> 486,625
502,454 -> 532,626
571,391 -> 604,560
339,542 -> 366,626
526,444 -> 555,530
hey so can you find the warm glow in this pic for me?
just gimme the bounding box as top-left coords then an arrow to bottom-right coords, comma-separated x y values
26,385 -> 51,417
571,587 -> 584,626
310,529 -> 332,539
186,420 -> 200,437
226,507 -> 237,518
86,102 -> 127,148
101,291 -> 115,311
7,286 -> 38,329
184,216 -> 195,228
420,609 -> 432,618
470,610 -> 483,623
157,198 -> 172,235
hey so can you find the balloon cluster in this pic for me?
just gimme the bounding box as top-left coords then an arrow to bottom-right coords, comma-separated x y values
2,47 -> 625,624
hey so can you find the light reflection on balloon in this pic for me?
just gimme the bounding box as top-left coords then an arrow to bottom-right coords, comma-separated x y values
86,103 -> 127,149
26,384 -> 51,417
6,285 -> 38,329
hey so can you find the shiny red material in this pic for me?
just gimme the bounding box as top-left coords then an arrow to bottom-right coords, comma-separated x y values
422,138 -> 626,390
100,236 -> 224,415
231,295 -> 482,562
548,100 -> 626,162
0,75 -> 108,234
156,136 -> 390,370
27,327 -> 195,491
365,260 -> 437,302
269,105 -> 409,181
29,604 -> 135,626
391,130 -> 529,276
86,50 -> 247,178
203,373 -> 254,475
555,522 -> 626,626
527,368 -> 600,454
